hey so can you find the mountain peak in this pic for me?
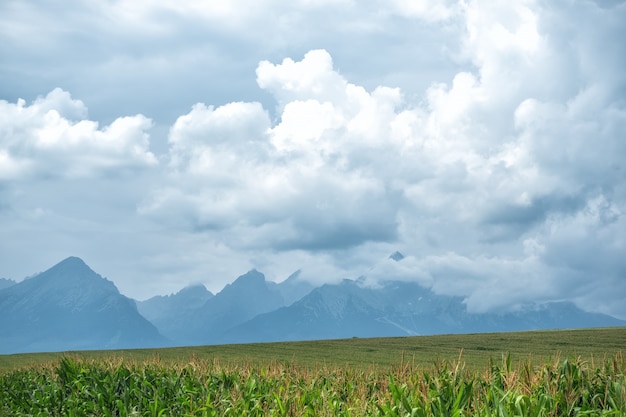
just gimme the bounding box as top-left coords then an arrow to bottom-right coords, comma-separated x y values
232,269 -> 266,286
275,270 -> 315,306
41,256 -> 101,284
0,257 -> 165,353
282,270 -> 302,283
177,283 -> 212,297
57,256 -> 88,268
181,282 -> 209,291
389,251 -> 405,261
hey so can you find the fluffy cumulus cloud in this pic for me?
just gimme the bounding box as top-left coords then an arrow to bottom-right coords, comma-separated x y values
0,88 -> 156,180
142,2 -> 625,317
1,0 -> 625,318
0,89 -> 160,295
142,50 -> 401,251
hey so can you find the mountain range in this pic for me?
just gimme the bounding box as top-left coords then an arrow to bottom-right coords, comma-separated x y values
136,269 -> 315,345
1,256 -> 624,354
221,279 -> 624,344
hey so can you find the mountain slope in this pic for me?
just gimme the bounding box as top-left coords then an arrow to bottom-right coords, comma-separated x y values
141,270 -> 288,345
0,278 -> 15,290
222,279 -> 626,343
5,258 -> 622,352
137,269 -> 315,345
136,284 -> 214,344
220,280 -> 400,343
272,270 -> 316,306
193,270 -> 285,344
0,257 -> 166,354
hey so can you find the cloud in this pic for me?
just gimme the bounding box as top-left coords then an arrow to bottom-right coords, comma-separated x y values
140,50 -> 407,252
135,0 -> 626,314
0,88 -> 157,181
257,50 -> 348,108
387,0 -> 457,21
1,0 -> 625,320
0,0 -> 465,125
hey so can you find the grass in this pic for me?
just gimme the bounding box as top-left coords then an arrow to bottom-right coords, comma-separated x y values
1,328 -> 624,416
1,327 -> 625,372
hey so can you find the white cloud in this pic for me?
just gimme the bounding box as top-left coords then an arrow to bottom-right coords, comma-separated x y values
257,50 -> 346,108
168,101 -> 271,167
136,4 -> 626,313
142,50 -> 406,251
388,0 -> 456,21
0,88 -> 157,180
1,0 -> 625,320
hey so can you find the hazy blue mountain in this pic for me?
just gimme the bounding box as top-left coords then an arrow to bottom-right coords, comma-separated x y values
0,257 -> 167,354
220,280 -> 401,343
4,257 -> 624,352
389,251 -> 405,261
142,270 -> 289,345
0,278 -> 16,290
193,270 -> 286,344
221,279 -> 626,343
136,284 -> 214,344
137,283 -> 213,322
271,270 -> 316,306
136,269 -> 314,346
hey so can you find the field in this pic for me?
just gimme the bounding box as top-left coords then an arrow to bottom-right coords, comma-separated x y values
1,327 -> 625,416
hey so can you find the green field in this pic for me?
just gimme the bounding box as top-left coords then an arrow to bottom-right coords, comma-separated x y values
1,328 -> 625,416
2,327 -> 625,372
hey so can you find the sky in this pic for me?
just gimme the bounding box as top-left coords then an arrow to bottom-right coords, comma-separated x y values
1,0 -> 625,319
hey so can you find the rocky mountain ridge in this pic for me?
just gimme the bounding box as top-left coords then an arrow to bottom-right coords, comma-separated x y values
1,256 -> 624,353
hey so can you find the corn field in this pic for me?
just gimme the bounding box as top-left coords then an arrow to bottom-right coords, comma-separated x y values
1,353 -> 624,416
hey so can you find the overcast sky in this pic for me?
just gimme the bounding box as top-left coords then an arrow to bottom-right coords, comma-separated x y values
1,0 -> 625,319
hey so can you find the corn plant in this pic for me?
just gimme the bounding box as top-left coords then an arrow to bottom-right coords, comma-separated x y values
0,353 -> 624,416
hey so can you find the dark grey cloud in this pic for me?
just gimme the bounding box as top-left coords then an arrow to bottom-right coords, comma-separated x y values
481,194 -> 586,241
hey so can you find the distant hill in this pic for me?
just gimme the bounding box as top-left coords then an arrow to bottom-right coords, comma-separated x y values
0,257 -> 167,354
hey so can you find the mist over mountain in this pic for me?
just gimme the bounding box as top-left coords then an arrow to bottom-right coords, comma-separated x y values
270,270 -> 316,307
0,257 -> 166,354
145,253 -> 624,345
1,256 -> 624,354
220,279 -> 625,344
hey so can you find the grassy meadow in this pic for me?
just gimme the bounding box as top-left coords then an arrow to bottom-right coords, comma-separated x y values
1,327 -> 625,416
